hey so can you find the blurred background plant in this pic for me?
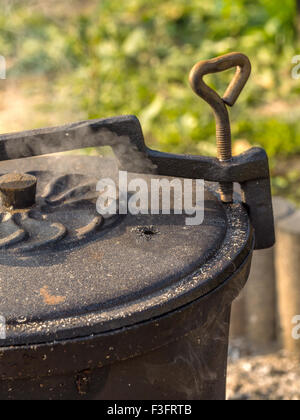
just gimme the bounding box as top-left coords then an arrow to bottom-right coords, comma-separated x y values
0,0 -> 300,202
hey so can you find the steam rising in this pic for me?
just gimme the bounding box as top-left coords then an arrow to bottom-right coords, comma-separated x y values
0,116 -> 158,175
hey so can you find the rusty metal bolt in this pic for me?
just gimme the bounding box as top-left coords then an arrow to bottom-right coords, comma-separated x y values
189,52 -> 251,203
0,173 -> 37,209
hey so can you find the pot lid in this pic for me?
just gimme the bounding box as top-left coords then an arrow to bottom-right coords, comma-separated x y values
0,155 -> 252,346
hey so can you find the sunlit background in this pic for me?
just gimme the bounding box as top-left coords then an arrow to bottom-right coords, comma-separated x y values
1,0 -> 300,203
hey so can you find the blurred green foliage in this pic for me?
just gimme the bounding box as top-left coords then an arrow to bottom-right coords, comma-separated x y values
1,0 -> 300,200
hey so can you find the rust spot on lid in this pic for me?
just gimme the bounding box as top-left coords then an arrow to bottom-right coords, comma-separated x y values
40,286 -> 66,305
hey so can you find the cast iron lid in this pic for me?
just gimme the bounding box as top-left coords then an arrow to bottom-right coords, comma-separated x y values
0,155 -> 252,346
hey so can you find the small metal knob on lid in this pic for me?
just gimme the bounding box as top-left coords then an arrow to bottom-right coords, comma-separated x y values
0,173 -> 37,209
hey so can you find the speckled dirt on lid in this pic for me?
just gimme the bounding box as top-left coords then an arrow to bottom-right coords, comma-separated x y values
40,286 -> 66,306
0,155 -> 251,347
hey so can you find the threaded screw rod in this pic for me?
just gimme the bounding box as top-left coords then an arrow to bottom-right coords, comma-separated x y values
189,52 -> 251,203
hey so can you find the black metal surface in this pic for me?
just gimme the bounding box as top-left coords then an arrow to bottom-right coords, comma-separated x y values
0,155 -> 252,347
0,115 -> 274,249
0,151 -> 254,400
241,178 -> 274,249
0,246 -> 252,400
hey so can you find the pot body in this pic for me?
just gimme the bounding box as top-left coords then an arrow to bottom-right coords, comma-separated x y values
0,251 -> 252,400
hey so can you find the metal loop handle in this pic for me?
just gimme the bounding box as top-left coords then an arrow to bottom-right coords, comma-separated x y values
189,52 -> 251,202
189,52 -> 251,108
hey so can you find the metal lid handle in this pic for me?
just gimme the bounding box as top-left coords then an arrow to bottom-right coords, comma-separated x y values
189,52 -> 251,202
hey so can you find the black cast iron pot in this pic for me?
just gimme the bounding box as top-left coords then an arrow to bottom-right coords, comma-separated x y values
0,53 -> 274,400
